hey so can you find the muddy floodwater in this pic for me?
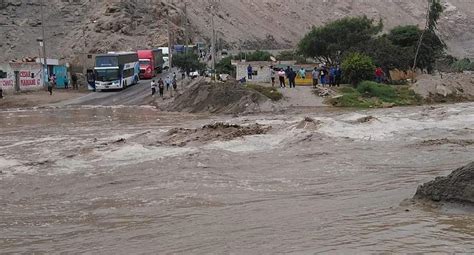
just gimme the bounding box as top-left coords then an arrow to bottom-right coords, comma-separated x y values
0,104 -> 473,253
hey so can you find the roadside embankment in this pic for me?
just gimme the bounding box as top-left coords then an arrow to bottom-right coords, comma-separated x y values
413,73 -> 474,103
166,79 -> 278,114
0,89 -> 88,109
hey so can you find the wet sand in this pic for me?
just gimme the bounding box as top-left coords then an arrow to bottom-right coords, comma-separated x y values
0,103 -> 473,253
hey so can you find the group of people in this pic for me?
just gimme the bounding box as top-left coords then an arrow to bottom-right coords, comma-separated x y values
150,72 -> 178,99
266,65 -> 343,89
270,66 -> 300,88
312,65 -> 343,87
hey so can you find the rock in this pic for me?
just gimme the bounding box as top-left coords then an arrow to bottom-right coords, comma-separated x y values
414,162 -> 474,205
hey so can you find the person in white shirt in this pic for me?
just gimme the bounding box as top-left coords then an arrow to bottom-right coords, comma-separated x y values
278,69 -> 286,88
270,66 -> 276,87
151,79 -> 157,96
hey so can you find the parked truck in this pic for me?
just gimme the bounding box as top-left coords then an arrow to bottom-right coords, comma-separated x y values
137,49 -> 164,79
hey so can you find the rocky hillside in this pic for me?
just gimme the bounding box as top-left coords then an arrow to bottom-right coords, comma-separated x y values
0,0 -> 473,63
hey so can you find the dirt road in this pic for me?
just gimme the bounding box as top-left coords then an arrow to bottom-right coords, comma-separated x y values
57,70 -> 179,107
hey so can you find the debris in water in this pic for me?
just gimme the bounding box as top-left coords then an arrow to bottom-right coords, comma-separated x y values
296,117 -> 322,130
347,116 -> 378,124
158,122 -> 272,147
417,138 -> 474,147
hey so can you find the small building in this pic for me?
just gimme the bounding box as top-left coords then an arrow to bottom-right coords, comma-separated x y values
0,57 -> 70,92
0,62 -> 44,92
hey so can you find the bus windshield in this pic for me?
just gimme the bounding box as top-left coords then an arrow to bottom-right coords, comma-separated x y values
96,56 -> 118,67
95,69 -> 120,82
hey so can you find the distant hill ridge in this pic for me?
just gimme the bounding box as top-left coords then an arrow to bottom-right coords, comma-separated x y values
0,0 -> 473,62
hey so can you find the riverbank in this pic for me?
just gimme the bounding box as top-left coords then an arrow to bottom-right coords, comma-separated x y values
0,89 -> 88,109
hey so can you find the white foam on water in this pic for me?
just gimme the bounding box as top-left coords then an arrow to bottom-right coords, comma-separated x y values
102,143 -> 196,162
204,133 -> 288,153
316,104 -> 474,141
0,157 -> 35,178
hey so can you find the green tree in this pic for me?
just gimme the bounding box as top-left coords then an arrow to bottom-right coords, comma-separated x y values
388,25 -> 445,73
276,50 -> 307,63
298,16 -> 383,64
341,53 -> 375,87
173,53 -> 206,74
215,56 -> 236,75
411,0 -> 445,73
233,50 -> 272,61
361,36 -> 412,79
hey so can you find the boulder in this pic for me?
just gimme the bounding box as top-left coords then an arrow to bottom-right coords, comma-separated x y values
414,162 -> 474,205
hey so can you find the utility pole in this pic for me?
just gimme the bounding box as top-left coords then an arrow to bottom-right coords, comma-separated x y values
40,0 -> 48,86
183,1 -> 189,54
210,0 -> 217,79
167,8 -> 173,69
82,27 -> 87,76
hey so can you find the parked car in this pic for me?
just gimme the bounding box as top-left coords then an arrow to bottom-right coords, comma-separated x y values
190,70 -> 199,79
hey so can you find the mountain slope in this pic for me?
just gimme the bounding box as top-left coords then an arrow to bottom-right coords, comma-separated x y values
0,0 -> 473,63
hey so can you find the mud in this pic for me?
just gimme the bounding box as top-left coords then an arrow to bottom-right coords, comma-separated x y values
414,162 -> 474,205
417,138 -> 474,147
158,122 -> 272,147
167,79 -> 272,114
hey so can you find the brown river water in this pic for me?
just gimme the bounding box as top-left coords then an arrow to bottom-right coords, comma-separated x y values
0,104 -> 473,254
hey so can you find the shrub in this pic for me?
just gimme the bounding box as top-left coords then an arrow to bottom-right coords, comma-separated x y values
342,53 -> 375,87
216,56 -> 235,76
246,84 -> 283,101
451,58 -> 474,72
357,81 -> 397,101
328,82 -> 421,108
234,50 -> 273,62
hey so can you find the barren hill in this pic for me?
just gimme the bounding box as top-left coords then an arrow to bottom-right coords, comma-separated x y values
0,0 -> 473,63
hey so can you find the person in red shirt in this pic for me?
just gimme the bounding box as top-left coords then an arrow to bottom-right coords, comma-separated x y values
375,67 -> 384,83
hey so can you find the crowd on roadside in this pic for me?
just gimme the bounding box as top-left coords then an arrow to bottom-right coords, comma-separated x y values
253,64 -> 343,89
244,63 -> 388,88
150,72 -> 180,99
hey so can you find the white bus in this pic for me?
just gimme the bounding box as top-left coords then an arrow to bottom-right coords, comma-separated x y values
94,52 -> 140,91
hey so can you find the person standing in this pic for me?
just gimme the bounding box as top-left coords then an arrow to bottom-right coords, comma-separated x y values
375,67 -> 384,83
299,67 -> 306,80
311,67 -> 319,88
329,66 -> 336,87
247,64 -> 253,79
172,77 -> 178,91
47,76 -> 53,95
288,68 -> 297,88
320,66 -> 327,87
278,69 -> 286,88
151,79 -> 157,96
158,78 -> 165,99
270,66 -> 276,87
165,76 -> 171,91
335,65 -> 342,87
71,73 -> 78,90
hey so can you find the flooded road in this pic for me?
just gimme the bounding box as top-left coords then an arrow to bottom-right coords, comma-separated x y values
0,103 -> 473,253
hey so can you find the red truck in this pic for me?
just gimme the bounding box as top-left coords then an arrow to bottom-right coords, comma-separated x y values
137,49 -> 164,79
